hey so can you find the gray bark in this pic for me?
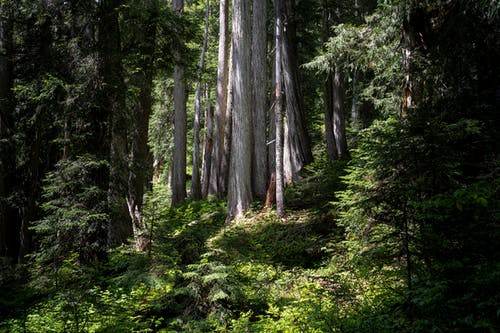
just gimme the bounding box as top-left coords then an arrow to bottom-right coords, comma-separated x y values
252,0 -> 268,200
171,0 -> 187,206
201,84 -> 213,198
333,66 -> 348,158
191,0 -> 210,200
274,1 -> 285,217
219,45 -> 233,196
227,0 -> 253,221
210,0 -> 230,197
280,0 -> 313,183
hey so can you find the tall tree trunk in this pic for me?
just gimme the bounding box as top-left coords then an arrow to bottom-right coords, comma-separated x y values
280,0 -> 313,183
210,0 -> 230,197
226,0 -> 253,221
219,45 -> 233,196
191,0 -> 210,200
99,0 -> 132,247
171,0 -> 187,206
0,2 -> 14,259
274,0 -> 285,217
322,0 -> 337,164
333,66 -> 348,158
201,84 -> 214,198
127,0 -> 157,251
351,69 -> 360,131
252,0 -> 268,200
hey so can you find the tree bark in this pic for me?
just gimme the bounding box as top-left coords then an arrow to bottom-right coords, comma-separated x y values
274,1 -> 285,217
333,66 -> 348,158
219,45 -> 233,196
226,0 -> 253,221
210,0 -> 230,197
322,0 -> 337,164
171,0 -> 187,206
280,0 -> 313,183
252,0 -> 268,200
127,0 -> 157,251
191,0 -> 210,201
98,0 -> 132,247
201,84 -> 214,198
0,2 -> 13,259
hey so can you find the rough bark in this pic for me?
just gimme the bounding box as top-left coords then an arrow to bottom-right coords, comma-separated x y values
332,66 -> 348,158
201,84 -> 214,198
191,0 -> 210,201
98,0 -> 132,247
210,0 -> 230,197
274,2 -> 285,217
0,2 -> 13,259
219,45 -> 233,196
171,0 -> 187,206
280,0 -> 313,183
226,0 -> 253,221
252,0 -> 268,200
351,69 -> 360,131
322,0 -> 337,164
127,0 -> 157,251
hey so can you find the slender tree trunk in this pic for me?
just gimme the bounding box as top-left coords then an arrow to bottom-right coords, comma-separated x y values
322,0 -> 337,164
333,66 -> 348,158
127,0 -> 157,251
0,2 -> 13,259
226,0 -> 253,221
210,0 -> 230,197
171,0 -> 187,206
191,0 -> 210,200
280,0 -> 313,182
98,0 -> 132,247
274,1 -> 285,217
351,69 -> 360,131
201,84 -> 214,198
219,45 -> 233,196
252,0 -> 268,200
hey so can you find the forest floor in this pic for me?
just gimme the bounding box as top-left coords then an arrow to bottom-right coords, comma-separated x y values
1,162 -> 403,332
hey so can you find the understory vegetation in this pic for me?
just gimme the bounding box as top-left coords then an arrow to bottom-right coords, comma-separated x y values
2,158 -> 498,332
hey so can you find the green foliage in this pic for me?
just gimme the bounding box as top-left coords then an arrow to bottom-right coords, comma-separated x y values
32,155 -> 109,267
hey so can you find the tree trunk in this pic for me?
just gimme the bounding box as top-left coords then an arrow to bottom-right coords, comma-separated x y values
333,66 -> 348,158
201,84 -> 214,198
0,2 -> 14,259
171,0 -> 187,206
226,0 -> 253,221
252,0 -> 268,200
190,0 -> 210,201
274,1 -> 285,217
127,0 -> 157,251
351,69 -> 360,131
210,0 -> 230,197
280,0 -> 313,183
98,0 -> 132,247
219,45 -> 233,196
322,0 -> 337,164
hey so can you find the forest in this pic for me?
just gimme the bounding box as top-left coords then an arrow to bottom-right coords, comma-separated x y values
0,0 -> 499,332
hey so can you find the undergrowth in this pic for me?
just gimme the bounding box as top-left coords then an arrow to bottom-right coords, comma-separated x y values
0,162 -> 406,332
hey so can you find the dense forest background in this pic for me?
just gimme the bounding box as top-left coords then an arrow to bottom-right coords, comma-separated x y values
0,0 -> 499,332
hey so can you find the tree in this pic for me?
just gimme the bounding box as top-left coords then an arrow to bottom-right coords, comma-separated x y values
0,1 -> 14,259
190,0 -> 210,201
252,0 -> 268,200
226,0 -> 253,221
274,0 -> 285,218
210,0 -> 230,197
332,65 -> 348,158
98,0 -> 132,247
126,0 -> 158,251
280,0 -> 313,183
171,0 -> 187,206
